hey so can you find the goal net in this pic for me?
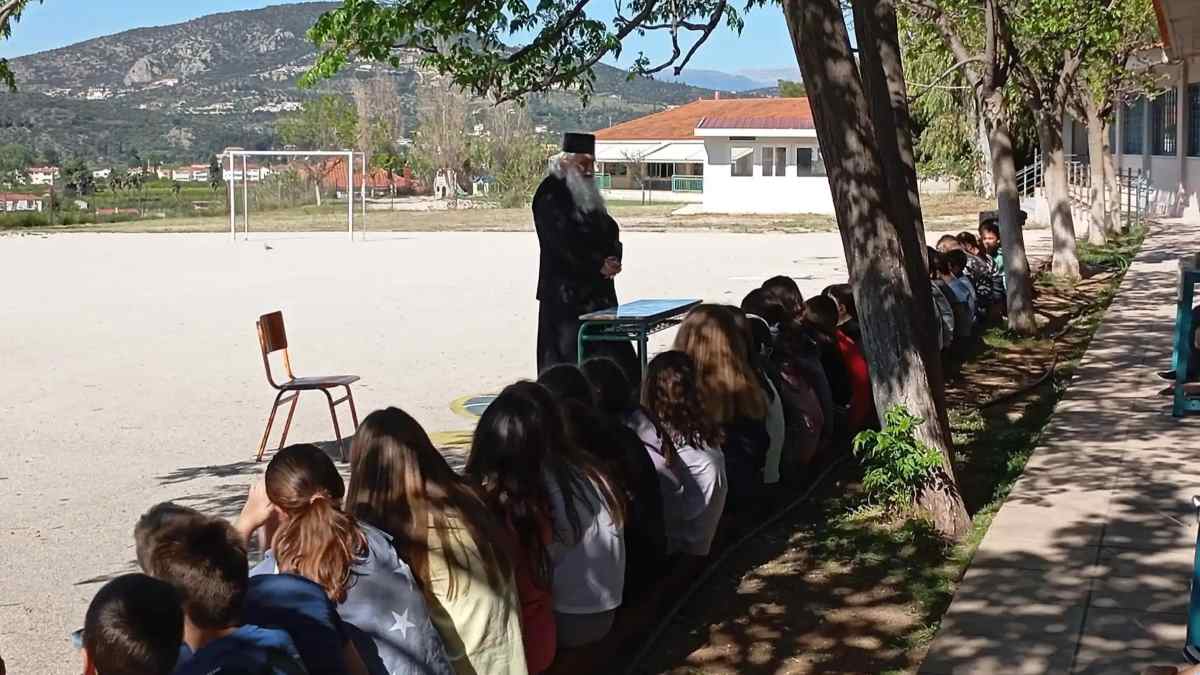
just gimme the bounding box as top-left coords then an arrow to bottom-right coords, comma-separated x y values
222,149 -> 369,240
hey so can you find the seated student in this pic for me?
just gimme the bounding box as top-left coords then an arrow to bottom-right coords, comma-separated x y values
538,363 -> 668,603
821,283 -> 861,344
761,275 -> 805,323
769,321 -> 829,468
804,295 -> 873,436
741,286 -> 790,336
979,220 -> 1006,299
348,408 -> 527,675
927,251 -> 957,351
731,308 -> 787,486
674,304 -> 770,509
142,513 -> 307,675
639,351 -> 728,555
467,381 -> 625,650
81,574 -> 183,675
942,249 -> 978,340
229,445 -> 453,675
586,356 -> 689,547
946,232 -> 996,319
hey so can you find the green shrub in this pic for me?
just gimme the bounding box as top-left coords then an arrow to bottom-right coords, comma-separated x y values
852,405 -> 944,510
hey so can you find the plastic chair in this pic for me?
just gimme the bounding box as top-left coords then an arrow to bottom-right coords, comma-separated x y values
255,311 -> 360,462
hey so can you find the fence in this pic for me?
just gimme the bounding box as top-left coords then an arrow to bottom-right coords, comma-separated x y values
594,173 -> 612,190
1016,151 -> 1151,229
671,175 -> 704,193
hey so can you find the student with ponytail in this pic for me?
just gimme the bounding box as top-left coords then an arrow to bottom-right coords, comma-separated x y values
234,444 -> 454,675
347,407 -> 527,675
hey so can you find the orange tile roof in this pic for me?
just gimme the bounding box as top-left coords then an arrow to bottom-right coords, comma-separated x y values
594,97 -> 813,141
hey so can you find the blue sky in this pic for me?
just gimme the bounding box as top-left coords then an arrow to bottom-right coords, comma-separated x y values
0,0 -> 800,77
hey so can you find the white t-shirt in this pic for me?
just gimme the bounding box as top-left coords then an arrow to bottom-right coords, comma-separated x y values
629,411 -> 727,556
544,469 -> 626,614
761,375 -> 786,485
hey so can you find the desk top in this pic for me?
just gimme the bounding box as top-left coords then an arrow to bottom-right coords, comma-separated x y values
579,299 -> 702,323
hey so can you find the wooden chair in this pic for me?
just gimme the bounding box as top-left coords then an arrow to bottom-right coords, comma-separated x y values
255,311 -> 360,462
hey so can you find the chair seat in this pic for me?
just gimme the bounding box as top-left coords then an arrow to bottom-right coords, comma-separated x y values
279,374 -> 360,390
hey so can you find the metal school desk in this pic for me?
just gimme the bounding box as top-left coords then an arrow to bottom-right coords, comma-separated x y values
577,299 -> 702,374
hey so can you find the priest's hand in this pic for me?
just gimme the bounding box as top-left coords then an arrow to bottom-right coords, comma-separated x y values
601,256 -> 622,279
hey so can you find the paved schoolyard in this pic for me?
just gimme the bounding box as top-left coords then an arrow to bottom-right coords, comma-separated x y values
921,219 -> 1200,674
0,228 -> 1052,673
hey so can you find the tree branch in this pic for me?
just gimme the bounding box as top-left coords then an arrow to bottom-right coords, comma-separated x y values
641,0 -> 727,77
505,0 -> 598,65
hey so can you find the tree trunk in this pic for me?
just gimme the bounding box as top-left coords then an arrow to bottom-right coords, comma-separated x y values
984,101 -> 1038,335
1102,123 -> 1122,234
784,0 -> 970,540
974,101 -> 996,198
1036,113 -> 1082,279
1083,102 -> 1108,246
852,0 -> 954,456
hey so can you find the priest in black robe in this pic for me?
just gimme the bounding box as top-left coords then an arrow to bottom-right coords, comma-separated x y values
533,132 -> 638,378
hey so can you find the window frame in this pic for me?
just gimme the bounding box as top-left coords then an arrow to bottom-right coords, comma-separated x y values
1152,87 -> 1178,156
731,146 -> 755,177
1122,98 -> 1146,155
761,146 -> 787,177
1188,83 -> 1200,157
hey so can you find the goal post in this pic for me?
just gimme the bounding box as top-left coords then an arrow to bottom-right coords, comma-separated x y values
222,149 -> 369,240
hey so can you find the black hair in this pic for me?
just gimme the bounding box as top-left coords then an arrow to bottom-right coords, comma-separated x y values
821,283 -> 857,320
537,363 -> 596,408
581,357 -> 635,416
761,275 -> 804,319
84,574 -> 183,675
467,381 -> 624,586
929,248 -> 951,277
979,220 -> 1001,238
803,295 -> 840,333
741,287 -> 786,328
937,234 -> 960,249
944,248 -> 969,275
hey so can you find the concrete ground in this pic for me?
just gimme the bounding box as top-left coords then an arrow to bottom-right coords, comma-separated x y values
922,219 -> 1200,674
0,228 -> 1053,674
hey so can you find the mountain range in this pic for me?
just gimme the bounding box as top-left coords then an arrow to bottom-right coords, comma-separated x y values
658,66 -> 802,92
0,2 -> 721,165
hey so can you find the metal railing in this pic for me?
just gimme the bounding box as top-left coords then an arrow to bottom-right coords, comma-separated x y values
594,173 -> 612,190
1016,150 -> 1043,199
1116,167 -> 1152,229
671,174 -> 703,193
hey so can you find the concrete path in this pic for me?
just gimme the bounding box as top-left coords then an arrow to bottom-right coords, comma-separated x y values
923,219 -> 1200,674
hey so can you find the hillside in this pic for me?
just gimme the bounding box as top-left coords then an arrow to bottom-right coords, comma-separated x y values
0,2 -> 715,164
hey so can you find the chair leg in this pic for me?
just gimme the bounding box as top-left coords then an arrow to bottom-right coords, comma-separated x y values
345,385 -> 360,430
257,391 -> 286,462
277,393 -> 300,451
322,389 -> 345,462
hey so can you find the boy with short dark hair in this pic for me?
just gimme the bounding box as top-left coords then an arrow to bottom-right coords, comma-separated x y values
82,573 -> 183,675
979,220 -> 1006,295
804,295 -> 873,436
146,513 -> 306,675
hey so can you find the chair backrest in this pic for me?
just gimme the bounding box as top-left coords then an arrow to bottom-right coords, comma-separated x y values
257,311 -> 292,387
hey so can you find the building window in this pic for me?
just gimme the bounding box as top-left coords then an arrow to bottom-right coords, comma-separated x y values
1108,115 -> 1116,150
762,146 -> 787,177
732,146 -> 754,177
1152,87 -> 1178,156
647,162 -> 673,178
1189,84 -> 1200,157
796,147 -> 827,177
1122,98 -> 1145,155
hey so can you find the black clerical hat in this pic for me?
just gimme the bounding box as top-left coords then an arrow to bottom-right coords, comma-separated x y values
562,132 -> 595,155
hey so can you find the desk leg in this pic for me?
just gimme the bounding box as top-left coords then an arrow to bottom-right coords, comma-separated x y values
638,325 -> 649,375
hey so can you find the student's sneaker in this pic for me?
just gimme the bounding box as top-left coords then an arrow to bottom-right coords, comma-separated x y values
1158,369 -> 1177,381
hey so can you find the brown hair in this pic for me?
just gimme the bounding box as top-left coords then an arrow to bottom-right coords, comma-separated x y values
149,516 -> 247,630
641,351 -> 724,462
134,502 -> 207,577
673,303 -> 767,424
348,407 -> 513,602
265,444 -> 364,603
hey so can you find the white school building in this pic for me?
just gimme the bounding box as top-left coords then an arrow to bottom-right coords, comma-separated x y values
1065,0 -> 1200,218
593,96 -> 834,215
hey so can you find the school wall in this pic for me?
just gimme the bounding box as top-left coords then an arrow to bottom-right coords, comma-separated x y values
701,138 -> 835,215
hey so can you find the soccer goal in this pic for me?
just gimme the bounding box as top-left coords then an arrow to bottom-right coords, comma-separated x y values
222,149 -> 369,240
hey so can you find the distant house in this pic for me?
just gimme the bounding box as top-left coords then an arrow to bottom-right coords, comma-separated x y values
224,163 -> 271,182
92,168 -> 112,180
472,175 -> 497,196
593,96 -> 831,214
171,167 -> 192,182
27,166 -> 59,186
0,193 -> 46,212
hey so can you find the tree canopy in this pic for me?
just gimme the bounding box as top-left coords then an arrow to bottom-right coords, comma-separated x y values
277,95 -> 358,150
0,0 -> 42,91
304,0 -> 747,103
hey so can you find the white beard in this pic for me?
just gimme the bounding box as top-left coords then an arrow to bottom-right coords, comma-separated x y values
552,162 -> 606,216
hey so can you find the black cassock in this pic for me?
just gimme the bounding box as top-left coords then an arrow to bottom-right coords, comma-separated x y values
532,174 -> 638,379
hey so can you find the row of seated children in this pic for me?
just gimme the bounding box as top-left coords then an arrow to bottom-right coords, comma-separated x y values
930,222 -> 1007,351
76,276 -> 886,675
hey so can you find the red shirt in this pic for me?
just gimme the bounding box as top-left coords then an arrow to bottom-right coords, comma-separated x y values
835,329 -> 873,433
507,517 -> 556,673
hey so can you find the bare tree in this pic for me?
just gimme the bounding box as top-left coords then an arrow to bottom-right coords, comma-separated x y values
411,77 -> 471,187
